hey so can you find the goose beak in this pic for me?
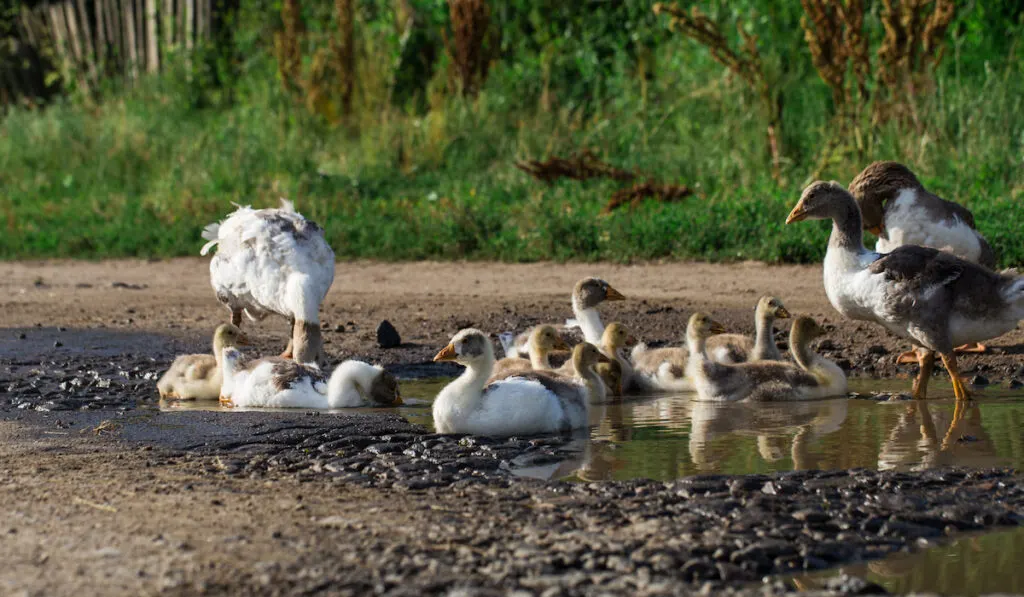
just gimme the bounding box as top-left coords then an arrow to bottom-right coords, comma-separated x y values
236,333 -> 252,346
710,321 -> 727,334
552,337 -> 571,352
433,343 -> 457,362
776,307 -> 791,319
785,202 -> 807,224
625,335 -> 638,347
597,352 -> 612,364
393,391 -> 404,406
868,224 -> 884,236
604,286 -> 626,301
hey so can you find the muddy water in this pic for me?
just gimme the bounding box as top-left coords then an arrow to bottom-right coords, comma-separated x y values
163,377 -> 1024,482
792,525 -> 1024,596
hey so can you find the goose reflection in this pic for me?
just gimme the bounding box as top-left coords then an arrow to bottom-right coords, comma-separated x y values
688,398 -> 848,471
878,400 -> 996,471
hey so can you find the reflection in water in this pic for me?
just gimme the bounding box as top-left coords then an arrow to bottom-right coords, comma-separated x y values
795,526 -> 1024,597
162,378 -> 1024,483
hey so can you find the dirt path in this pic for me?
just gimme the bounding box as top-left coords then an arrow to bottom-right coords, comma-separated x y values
3,258 -> 1022,377
2,259 -> 1024,596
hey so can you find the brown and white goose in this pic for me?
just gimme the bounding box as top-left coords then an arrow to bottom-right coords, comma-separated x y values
705,296 -> 790,363
849,161 -> 996,357
786,181 -> 1024,400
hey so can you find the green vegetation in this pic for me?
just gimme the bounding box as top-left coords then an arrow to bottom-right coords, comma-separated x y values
2,1 -> 1022,264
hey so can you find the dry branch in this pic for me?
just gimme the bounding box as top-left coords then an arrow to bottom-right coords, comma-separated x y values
653,2 -> 782,180
443,0 -> 493,97
275,0 -> 304,92
603,183 -> 695,214
515,150 -> 637,184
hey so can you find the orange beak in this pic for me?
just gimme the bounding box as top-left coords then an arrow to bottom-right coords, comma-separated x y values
604,286 -> 626,301
710,321 -> 727,334
776,307 -> 791,319
393,391 -> 404,406
785,202 -> 807,225
433,343 -> 457,362
868,224 -> 884,236
236,334 -> 252,346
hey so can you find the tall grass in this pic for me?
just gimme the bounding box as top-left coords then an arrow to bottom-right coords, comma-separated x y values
1,2 -> 1022,264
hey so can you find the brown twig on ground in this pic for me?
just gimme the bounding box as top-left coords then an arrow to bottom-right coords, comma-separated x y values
602,182 -> 695,214
515,150 -> 638,184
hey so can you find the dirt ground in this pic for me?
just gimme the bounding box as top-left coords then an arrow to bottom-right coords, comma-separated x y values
3,258 -> 1022,376
2,259 -> 1023,597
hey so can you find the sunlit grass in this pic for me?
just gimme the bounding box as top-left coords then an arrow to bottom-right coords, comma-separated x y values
2,41 -> 1022,264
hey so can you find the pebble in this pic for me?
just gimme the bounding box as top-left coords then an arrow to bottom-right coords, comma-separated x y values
376,320 -> 402,349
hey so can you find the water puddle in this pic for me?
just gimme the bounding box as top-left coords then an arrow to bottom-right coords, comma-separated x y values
790,525 -> 1024,596
161,377 -> 1024,481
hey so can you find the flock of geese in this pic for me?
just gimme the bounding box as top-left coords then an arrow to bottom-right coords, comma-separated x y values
157,161 -> 1024,438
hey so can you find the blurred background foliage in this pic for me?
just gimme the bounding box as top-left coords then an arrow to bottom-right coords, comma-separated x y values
0,0 -> 1022,263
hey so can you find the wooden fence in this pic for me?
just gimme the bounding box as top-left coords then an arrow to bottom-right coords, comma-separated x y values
3,0 -> 215,104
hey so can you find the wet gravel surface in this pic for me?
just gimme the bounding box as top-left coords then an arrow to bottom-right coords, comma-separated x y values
5,403 -> 1024,596
3,261 -> 1024,595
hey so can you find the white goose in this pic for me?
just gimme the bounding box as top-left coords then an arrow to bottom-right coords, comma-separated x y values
201,199 -> 335,363
220,349 -> 401,408
849,161 -> 996,358
786,181 -> 1024,400
432,329 -> 606,436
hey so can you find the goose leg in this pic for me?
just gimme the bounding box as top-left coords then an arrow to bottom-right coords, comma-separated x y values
911,349 -> 935,400
954,342 -> 987,354
897,346 -> 922,365
281,317 -> 295,359
939,353 -> 973,401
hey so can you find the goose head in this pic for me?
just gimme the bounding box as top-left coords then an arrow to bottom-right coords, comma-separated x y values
369,370 -> 403,406
571,341 -> 611,374
433,328 -> 494,367
790,316 -> 826,346
530,324 -> 570,354
573,277 -> 626,310
756,296 -> 790,320
686,312 -> 727,341
213,323 -> 249,351
848,161 -> 922,236
785,181 -> 854,224
601,322 -> 637,353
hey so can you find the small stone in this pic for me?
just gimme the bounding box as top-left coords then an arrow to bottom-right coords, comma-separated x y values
334,324 -> 345,333
817,339 -> 837,351
376,320 -> 401,348
867,344 -> 888,356
17,333 -> 26,340
970,374 -> 990,386
53,341 -> 63,348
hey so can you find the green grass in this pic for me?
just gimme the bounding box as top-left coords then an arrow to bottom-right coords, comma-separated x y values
2,9 -> 1023,265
